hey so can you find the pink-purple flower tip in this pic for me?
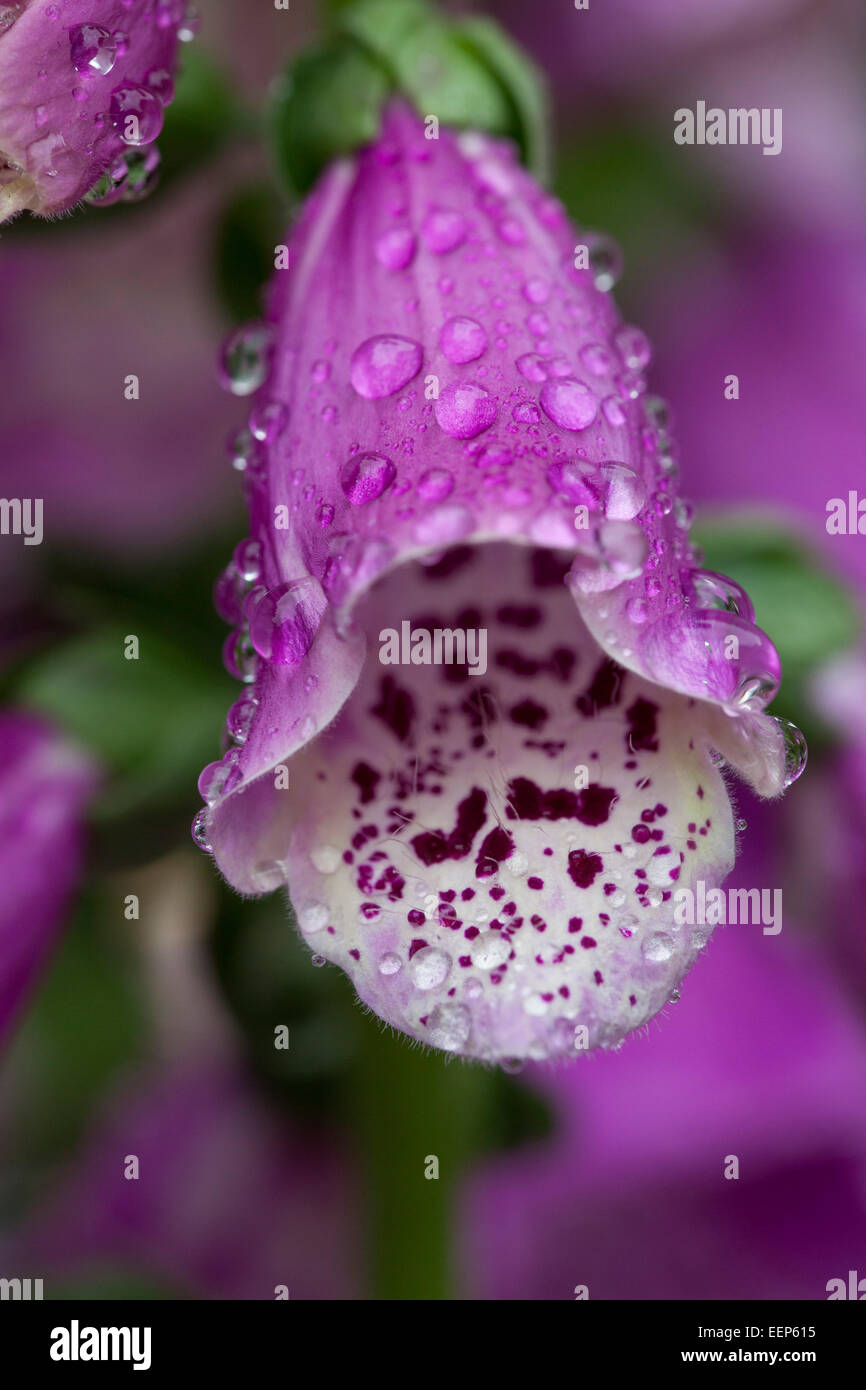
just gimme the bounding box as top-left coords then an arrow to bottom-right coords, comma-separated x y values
0,0 -> 195,222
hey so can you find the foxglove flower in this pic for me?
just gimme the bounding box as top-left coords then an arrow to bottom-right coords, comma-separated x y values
198,103 -> 805,1064
0,711 -> 97,1043
0,0 -> 193,222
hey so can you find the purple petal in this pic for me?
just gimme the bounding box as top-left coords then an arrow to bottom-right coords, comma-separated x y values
0,710 -> 97,1042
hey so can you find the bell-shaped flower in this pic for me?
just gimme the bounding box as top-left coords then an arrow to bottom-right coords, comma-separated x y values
197,103 -> 805,1064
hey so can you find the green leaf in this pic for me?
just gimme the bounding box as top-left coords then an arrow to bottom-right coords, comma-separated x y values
16,626 -> 232,824
214,182 -> 286,322
340,0 -> 513,138
457,15 -> 550,180
270,40 -> 391,196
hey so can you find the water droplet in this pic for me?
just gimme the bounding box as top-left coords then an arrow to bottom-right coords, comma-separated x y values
110,84 -> 163,144
599,461 -> 646,520
349,334 -> 422,399
642,931 -> 674,962
378,952 -> 402,976
690,569 -> 754,621
539,377 -> 598,431
299,902 -> 328,934
615,325 -> 652,369
226,695 -> 257,744
585,232 -> 623,291
516,352 -> 549,383
146,67 -> 174,105
249,399 -> 288,443
439,315 -> 487,364
197,757 -> 241,804
311,358 -> 331,383
626,595 -> 648,624
417,468 -> 455,501
470,932 -> 510,970
374,227 -> 416,270
70,23 -> 117,75
500,1057 -> 525,1075
218,323 -> 273,396
736,817 -> 748,832
233,536 -> 262,583
252,859 -> 285,891
408,946 -> 451,990
773,717 -> 808,788
523,276 -> 550,304
413,503 -> 474,545
222,629 -> 258,683
178,2 -> 200,41
190,808 -> 212,852
434,382 -> 497,439
311,954 -> 327,968
428,1002 -> 471,1052
340,452 -> 396,506
248,579 -> 323,666
602,395 -> 627,427
421,208 -> 466,253
311,844 -> 342,875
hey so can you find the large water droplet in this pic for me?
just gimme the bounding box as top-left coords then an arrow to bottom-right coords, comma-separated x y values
70,23 -> 117,75
428,1002 -> 470,1052
439,316 -> 487,364
470,932 -> 510,970
110,84 -> 163,144
340,452 -> 396,506
375,227 -> 416,270
690,569 -> 755,621
599,461 -> 646,520
218,323 -> 273,396
421,208 -> 466,253
434,382 -> 496,439
408,946 -> 452,990
539,377 -> 598,431
774,716 -> 808,788
378,952 -> 403,976
350,334 -> 422,399
585,232 -> 623,291
248,579 -> 323,667
642,931 -> 674,962
198,757 -> 241,804
190,808 -> 212,853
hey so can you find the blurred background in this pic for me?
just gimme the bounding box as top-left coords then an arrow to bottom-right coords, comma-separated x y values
1,0 -> 865,1300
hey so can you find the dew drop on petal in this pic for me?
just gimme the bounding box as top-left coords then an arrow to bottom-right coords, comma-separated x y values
70,23 -> 117,75
641,931 -> 674,962
439,316 -> 488,364
539,377 -> 598,431
378,952 -> 403,976
774,716 -> 808,788
375,227 -> 416,270
349,334 -> 422,399
408,946 -> 452,989
110,84 -> 163,144
340,452 -> 396,506
428,1003 -> 471,1051
434,382 -> 497,438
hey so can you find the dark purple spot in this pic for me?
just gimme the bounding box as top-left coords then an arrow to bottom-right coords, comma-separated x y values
568,850 -> 603,889
352,762 -> 380,805
626,697 -> 659,753
372,675 -> 415,743
576,658 -> 625,716
509,699 -> 548,730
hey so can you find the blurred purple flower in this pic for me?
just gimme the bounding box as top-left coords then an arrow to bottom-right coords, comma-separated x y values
461,843 -> 866,1299
0,0 -> 191,222
198,104 -> 801,1064
493,0 -> 810,97
0,710 -> 97,1044
5,1060 -> 361,1300
650,235 -> 866,592
0,164 -> 240,556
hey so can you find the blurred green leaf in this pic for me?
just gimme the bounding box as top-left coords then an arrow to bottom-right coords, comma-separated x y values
214,183 -> 286,322
457,14 -> 550,180
16,625 -> 232,824
4,890 -> 144,1178
270,40 -> 391,196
